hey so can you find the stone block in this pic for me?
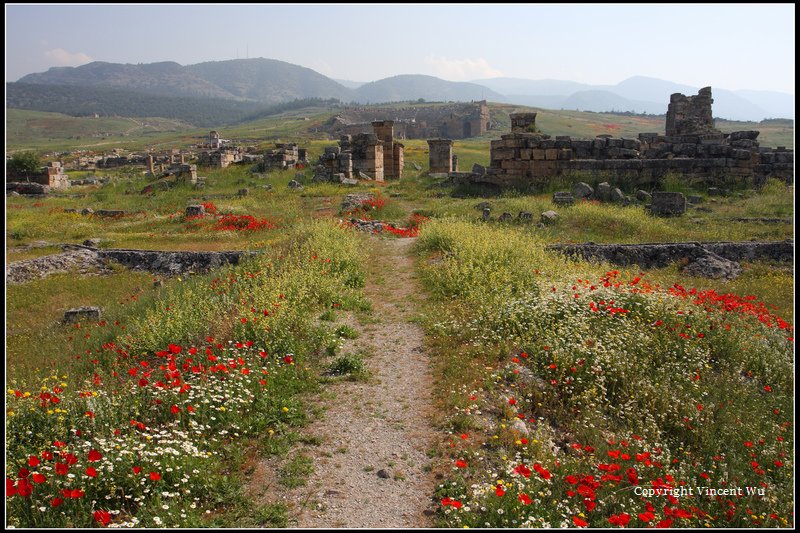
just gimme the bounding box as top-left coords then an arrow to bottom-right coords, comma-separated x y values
541,210 -> 558,224
185,205 -> 205,217
64,306 -> 101,324
650,192 -> 686,216
552,191 -> 575,206
572,182 -> 594,199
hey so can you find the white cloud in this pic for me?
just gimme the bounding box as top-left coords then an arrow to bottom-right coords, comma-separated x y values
44,48 -> 93,67
423,55 -> 504,81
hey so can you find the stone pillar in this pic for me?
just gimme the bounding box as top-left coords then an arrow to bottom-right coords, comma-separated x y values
510,113 -> 537,133
392,143 -> 404,180
373,120 -> 395,179
452,154 -> 459,173
427,139 -> 453,174
666,87 -> 719,137
147,155 -> 155,175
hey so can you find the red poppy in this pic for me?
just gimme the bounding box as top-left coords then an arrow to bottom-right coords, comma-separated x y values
513,464 -> 532,478
50,496 -> 63,507
55,463 -> 69,476
609,513 -> 631,526
171,405 -> 180,414
455,459 -> 467,468
86,467 -> 97,478
132,466 -> 142,474
573,516 -> 588,527
27,456 -> 40,467
94,509 -> 111,526
518,493 -> 533,505
32,473 -> 46,484
149,471 -> 161,481
7,477 -> 17,497
495,485 -> 505,497
88,449 -> 102,462
16,478 -> 33,497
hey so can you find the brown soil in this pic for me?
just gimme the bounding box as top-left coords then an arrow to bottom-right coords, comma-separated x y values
248,237 -> 438,527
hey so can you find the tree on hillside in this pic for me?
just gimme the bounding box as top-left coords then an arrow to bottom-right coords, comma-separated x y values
7,151 -> 42,181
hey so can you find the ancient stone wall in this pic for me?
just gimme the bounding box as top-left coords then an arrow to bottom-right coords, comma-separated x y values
324,101 -> 490,140
480,88 -> 793,190
666,87 -> 719,138
548,240 -> 793,268
13,161 -> 71,189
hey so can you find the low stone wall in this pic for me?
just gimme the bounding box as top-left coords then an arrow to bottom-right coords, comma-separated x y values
94,247 -> 256,275
6,245 -> 258,284
547,240 -> 793,268
485,132 -> 793,190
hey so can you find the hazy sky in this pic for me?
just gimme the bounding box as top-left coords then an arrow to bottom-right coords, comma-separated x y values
5,4 -> 796,93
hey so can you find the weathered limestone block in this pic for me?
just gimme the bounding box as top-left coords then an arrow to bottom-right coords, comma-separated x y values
64,306 -> 101,324
541,210 -> 558,224
185,205 -> 205,217
572,182 -> 594,199
650,192 -> 687,216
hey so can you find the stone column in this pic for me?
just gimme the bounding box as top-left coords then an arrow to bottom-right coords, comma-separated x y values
427,139 -> 453,173
373,121 -> 395,179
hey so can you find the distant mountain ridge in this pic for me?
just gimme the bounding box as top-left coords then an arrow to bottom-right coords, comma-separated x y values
12,59 -> 794,122
474,75 -> 794,121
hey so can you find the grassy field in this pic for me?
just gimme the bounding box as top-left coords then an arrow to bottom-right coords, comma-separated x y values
6,101 -> 794,155
5,107 -> 794,528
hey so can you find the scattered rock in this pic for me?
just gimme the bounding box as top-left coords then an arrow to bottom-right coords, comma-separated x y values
471,163 -> 486,175
595,182 -> 612,201
541,210 -> 558,224
687,195 -> 703,204
237,188 -> 249,197
552,191 -> 575,206
349,218 -> 383,233
635,190 -> 652,203
63,306 -> 102,324
376,469 -> 391,479
610,187 -> 626,203
649,192 -> 687,217
518,211 -> 533,222
185,205 -> 205,217
95,210 -> 125,218
572,182 -> 594,199
680,251 -> 742,280
482,208 -> 491,221
80,208 -> 95,216
474,201 -> 492,211
341,193 -> 375,212
288,180 -> 304,190
498,212 -> 513,223
83,238 -> 102,247
411,162 -> 422,171
340,177 -> 359,186
7,182 -> 50,195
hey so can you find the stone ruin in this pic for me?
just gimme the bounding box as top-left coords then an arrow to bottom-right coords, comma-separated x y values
261,143 -> 309,171
313,121 -> 404,183
198,148 -> 243,168
6,161 -> 70,194
427,139 -> 454,174
666,87 -> 717,138
452,88 -> 793,191
324,101 -> 491,140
